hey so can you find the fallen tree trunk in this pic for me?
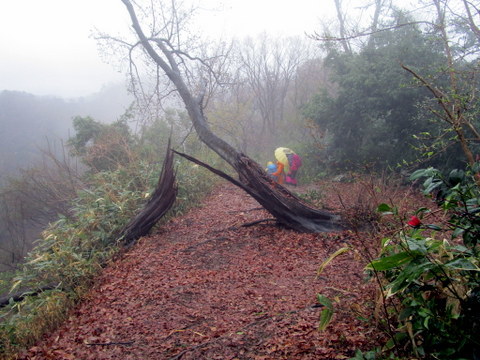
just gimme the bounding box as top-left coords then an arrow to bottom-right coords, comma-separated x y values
120,142 -> 177,247
0,284 -> 58,308
173,150 -> 343,232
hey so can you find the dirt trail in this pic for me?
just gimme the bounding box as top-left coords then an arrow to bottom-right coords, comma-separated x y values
20,183 -> 382,360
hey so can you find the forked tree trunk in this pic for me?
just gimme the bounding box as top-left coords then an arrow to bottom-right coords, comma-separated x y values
122,0 -> 344,233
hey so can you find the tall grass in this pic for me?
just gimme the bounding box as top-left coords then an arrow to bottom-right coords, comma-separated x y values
0,157 -> 217,359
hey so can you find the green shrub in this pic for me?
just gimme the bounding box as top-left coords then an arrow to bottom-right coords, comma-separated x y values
368,166 -> 480,359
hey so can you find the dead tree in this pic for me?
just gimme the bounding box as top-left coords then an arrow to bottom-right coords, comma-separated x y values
120,140 -> 177,246
121,0 -> 343,232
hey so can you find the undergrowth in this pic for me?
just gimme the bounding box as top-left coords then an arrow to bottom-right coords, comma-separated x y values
353,166 -> 480,359
0,158 -> 217,359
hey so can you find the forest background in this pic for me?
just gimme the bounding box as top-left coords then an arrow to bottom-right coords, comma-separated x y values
0,0 -> 479,358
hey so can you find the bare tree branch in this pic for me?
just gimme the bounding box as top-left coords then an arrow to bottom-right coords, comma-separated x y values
311,21 -> 432,43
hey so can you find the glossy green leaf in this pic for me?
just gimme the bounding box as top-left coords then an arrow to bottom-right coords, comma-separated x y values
366,251 -> 414,271
425,224 -> 442,231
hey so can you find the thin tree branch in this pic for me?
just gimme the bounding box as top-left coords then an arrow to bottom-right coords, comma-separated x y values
311,21 -> 432,42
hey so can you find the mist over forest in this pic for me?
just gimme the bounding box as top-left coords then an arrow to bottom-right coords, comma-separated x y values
0,84 -> 132,180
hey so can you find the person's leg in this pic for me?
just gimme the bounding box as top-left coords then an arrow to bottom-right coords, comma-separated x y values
288,170 -> 298,185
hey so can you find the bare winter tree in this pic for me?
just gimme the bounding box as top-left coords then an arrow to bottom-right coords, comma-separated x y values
206,37 -> 316,155
237,35 -> 308,141
333,0 -> 353,54
461,0 -> 480,41
0,143 -> 82,270
119,0 -> 342,232
206,77 -> 257,154
367,0 -> 389,48
313,0 -> 395,52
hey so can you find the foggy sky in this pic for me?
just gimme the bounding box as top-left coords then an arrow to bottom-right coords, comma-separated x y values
0,0 -> 328,99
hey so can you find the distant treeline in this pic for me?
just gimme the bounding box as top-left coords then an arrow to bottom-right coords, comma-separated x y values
0,85 -> 132,180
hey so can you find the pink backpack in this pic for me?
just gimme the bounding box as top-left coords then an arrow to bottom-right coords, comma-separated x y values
290,154 -> 302,171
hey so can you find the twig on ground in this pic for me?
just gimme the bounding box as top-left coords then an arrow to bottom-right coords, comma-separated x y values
86,341 -> 134,346
178,237 -> 228,253
227,207 -> 264,214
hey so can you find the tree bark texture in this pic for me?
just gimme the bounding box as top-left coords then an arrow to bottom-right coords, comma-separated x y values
120,141 -> 177,247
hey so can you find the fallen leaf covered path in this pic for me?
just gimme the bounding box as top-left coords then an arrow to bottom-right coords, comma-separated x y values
21,182 -> 383,359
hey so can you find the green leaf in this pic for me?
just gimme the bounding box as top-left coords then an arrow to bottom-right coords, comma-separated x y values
366,251 -> 414,271
415,207 -> 430,215
410,167 -> 436,181
317,294 -> 334,331
383,332 -> 408,351
452,227 -> 464,238
377,203 -> 392,212
388,261 -> 436,295
423,180 -> 442,195
425,224 -> 442,231
381,237 -> 391,247
451,244 -> 469,253
406,238 -> 428,254
444,258 -> 479,271
467,207 -> 480,215
448,169 -> 465,186
410,169 -> 428,181
423,316 -> 430,329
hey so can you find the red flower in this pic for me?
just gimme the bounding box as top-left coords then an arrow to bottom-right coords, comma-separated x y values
407,215 -> 421,228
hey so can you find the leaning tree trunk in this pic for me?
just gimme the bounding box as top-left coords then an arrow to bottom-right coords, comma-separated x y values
174,150 -> 342,232
122,0 -> 343,232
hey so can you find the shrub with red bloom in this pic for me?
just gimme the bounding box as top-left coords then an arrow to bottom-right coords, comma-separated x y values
407,215 -> 421,228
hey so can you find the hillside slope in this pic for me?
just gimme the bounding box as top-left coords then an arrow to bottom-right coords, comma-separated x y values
0,87 -> 131,180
